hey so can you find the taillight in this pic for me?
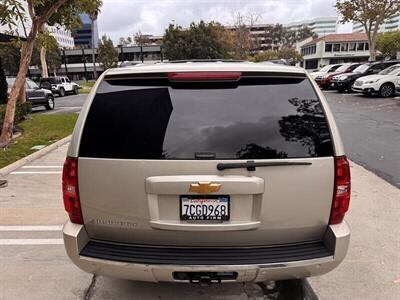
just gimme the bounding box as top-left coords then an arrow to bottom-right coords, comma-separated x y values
168,72 -> 241,82
330,156 -> 351,224
62,157 -> 83,224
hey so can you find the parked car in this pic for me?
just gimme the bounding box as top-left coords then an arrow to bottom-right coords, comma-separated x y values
40,76 -> 79,97
315,63 -> 362,90
62,62 -> 351,284
331,60 -> 400,93
352,64 -> 400,97
309,64 -> 342,79
6,77 -> 55,110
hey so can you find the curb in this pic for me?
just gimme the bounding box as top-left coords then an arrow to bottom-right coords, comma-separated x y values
0,135 -> 71,177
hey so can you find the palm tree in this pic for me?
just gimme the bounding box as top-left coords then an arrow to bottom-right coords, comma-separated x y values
89,9 -> 100,79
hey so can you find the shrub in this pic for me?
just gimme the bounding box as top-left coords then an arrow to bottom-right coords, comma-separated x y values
0,61 -> 7,105
0,102 -> 32,131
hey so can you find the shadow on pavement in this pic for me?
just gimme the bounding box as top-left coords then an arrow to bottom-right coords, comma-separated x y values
88,276 -> 318,300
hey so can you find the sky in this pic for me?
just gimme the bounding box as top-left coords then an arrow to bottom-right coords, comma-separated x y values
97,0 -> 352,43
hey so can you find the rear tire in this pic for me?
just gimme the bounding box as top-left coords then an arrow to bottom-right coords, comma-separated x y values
379,83 -> 394,98
59,88 -> 65,97
45,96 -> 55,110
73,86 -> 79,95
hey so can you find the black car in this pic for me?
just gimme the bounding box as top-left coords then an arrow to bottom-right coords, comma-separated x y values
332,60 -> 400,92
7,77 -> 55,110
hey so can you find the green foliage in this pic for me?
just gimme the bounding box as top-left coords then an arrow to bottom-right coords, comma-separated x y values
31,33 -> 62,73
335,0 -> 400,27
335,0 -> 400,60
0,60 -> 7,104
98,35 -> 118,69
376,30 -> 400,58
269,24 -> 317,48
163,21 -> 232,60
251,48 -> 303,65
0,40 -> 22,75
0,0 -> 28,36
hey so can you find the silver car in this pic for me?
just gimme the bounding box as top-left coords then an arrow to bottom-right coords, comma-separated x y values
62,62 -> 351,284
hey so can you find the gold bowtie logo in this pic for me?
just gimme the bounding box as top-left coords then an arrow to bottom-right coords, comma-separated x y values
189,182 -> 221,194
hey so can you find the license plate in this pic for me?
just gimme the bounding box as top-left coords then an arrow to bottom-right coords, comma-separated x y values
180,195 -> 230,221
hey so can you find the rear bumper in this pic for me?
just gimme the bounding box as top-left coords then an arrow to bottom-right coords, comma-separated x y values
63,221 -> 350,283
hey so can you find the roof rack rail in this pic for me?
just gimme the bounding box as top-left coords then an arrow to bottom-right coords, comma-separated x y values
167,59 -> 246,63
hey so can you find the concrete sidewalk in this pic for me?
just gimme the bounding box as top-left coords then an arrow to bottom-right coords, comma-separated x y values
310,162 -> 400,299
0,144 -> 399,299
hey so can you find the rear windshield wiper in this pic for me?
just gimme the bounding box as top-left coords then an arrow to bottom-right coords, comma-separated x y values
217,160 -> 312,171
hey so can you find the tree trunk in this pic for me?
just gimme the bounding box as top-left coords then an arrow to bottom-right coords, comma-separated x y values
0,23 -> 38,145
40,46 -> 48,77
17,84 -> 26,103
91,21 -> 97,80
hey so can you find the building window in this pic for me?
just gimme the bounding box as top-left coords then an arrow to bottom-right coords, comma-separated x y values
349,42 -> 356,51
333,43 -> 340,52
364,43 -> 369,50
357,42 -> 364,51
325,43 -> 333,52
341,43 -> 348,52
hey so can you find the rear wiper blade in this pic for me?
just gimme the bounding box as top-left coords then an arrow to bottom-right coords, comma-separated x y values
217,160 -> 312,171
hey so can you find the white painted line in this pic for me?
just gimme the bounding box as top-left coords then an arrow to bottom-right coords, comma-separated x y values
0,239 -> 63,245
22,166 -> 62,169
10,171 -> 62,175
0,226 -> 62,231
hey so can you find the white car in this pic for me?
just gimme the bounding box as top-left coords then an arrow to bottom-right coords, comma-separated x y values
40,76 -> 79,97
309,64 -> 342,79
352,64 -> 400,97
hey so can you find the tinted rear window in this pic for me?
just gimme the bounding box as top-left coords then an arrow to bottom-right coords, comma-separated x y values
40,78 -> 60,84
79,74 -> 333,160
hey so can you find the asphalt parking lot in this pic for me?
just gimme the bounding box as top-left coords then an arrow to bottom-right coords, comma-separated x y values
32,93 -> 86,115
324,91 -> 400,187
1,91 -> 399,300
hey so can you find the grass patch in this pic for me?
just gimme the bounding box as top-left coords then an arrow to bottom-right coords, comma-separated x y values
0,113 -> 78,169
77,80 -> 95,94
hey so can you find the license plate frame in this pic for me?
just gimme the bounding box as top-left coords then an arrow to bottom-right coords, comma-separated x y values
180,195 -> 230,221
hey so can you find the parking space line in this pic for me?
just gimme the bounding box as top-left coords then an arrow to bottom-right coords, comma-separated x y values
10,171 -> 62,175
22,166 -> 62,169
0,226 -> 62,231
0,239 -> 63,245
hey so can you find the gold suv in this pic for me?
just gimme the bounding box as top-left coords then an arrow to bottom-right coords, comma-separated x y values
62,62 -> 351,284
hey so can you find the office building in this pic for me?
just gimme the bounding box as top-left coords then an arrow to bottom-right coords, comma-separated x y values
353,15 -> 400,33
73,13 -> 99,48
286,17 -> 339,36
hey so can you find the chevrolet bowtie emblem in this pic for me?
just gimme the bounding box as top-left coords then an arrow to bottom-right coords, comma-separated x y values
189,182 -> 221,194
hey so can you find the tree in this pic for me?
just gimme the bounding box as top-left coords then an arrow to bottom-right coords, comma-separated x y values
118,36 -> 132,46
89,8 -> 100,79
0,40 -> 22,75
0,58 -> 7,105
231,12 -> 260,59
98,35 -> 118,70
376,30 -> 400,58
33,32 -> 61,77
251,48 -> 303,65
163,21 -> 231,60
335,0 -> 400,61
134,30 -> 150,46
0,0 -> 102,146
